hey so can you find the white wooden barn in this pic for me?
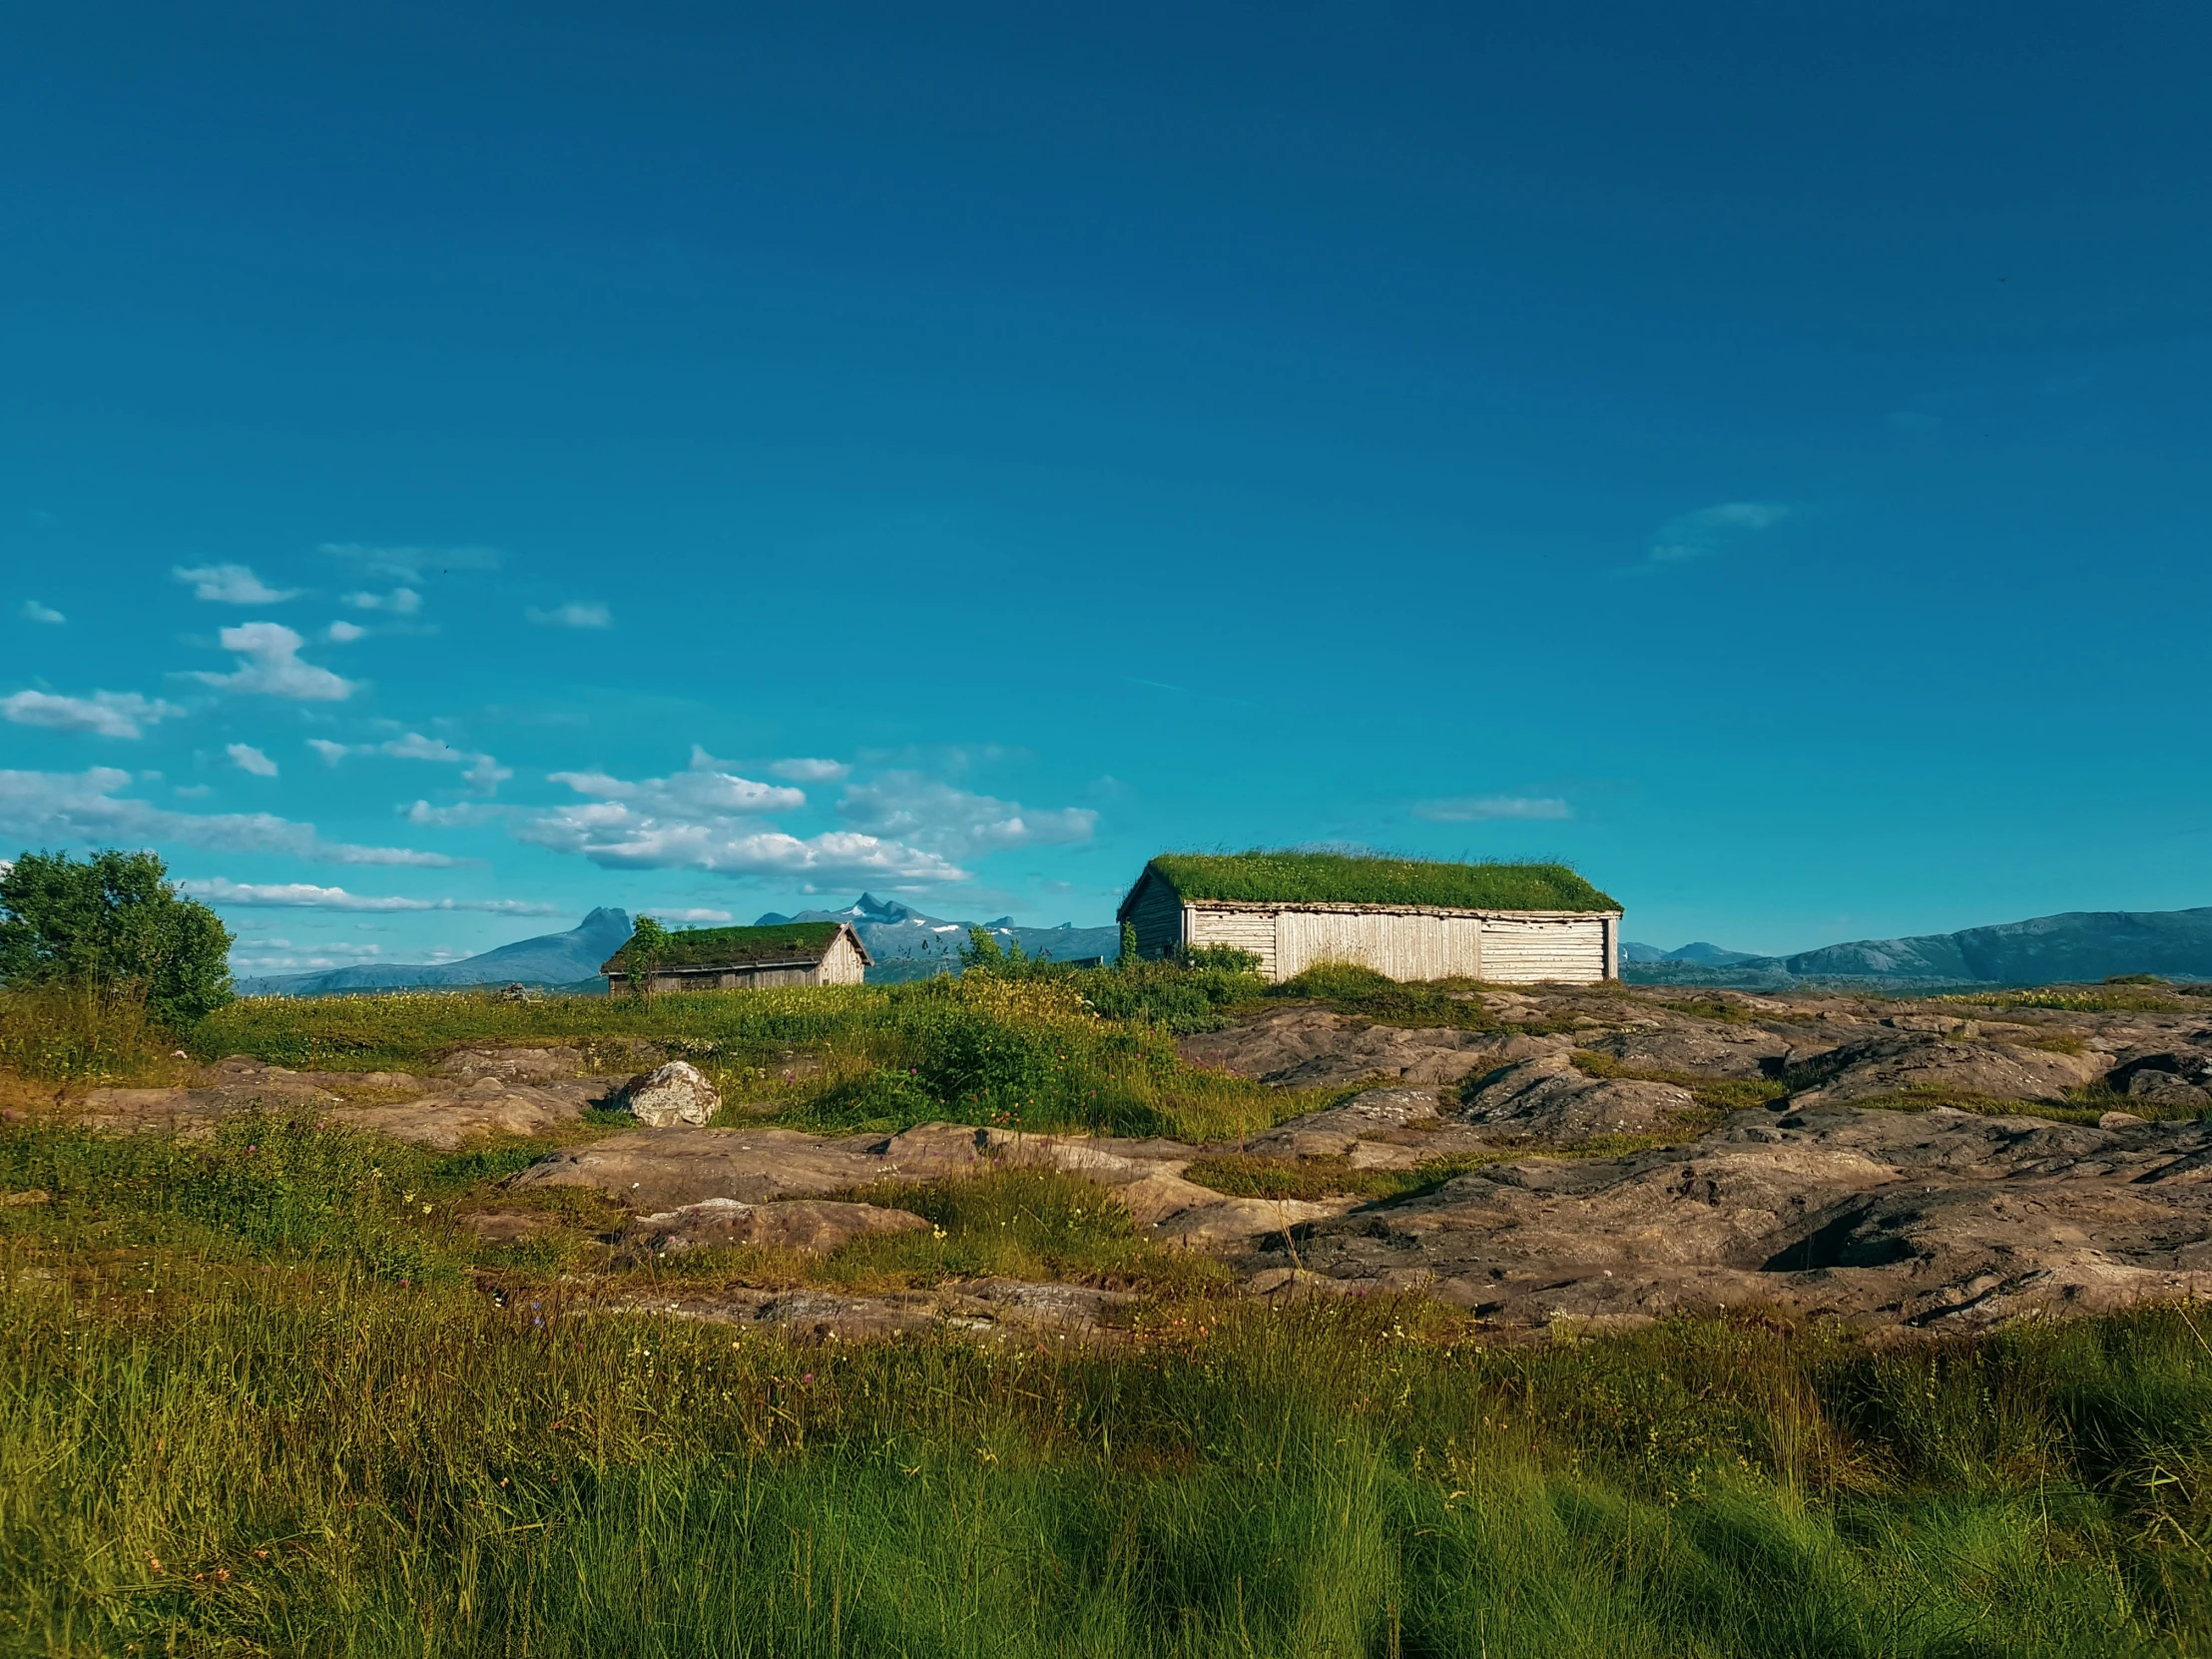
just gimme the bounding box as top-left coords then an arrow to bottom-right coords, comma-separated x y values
602,920 -> 871,992
1117,853 -> 1621,984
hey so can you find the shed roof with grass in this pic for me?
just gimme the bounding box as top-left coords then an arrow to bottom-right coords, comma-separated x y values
600,920 -> 871,992
1117,852 -> 1621,984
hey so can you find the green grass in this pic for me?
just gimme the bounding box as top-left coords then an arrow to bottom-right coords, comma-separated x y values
172,971 -> 1311,1147
628,919 -> 848,968
1140,850 -> 1620,912
1934,986 -> 2193,1014
9,1022 -> 2212,1651
7,1203 -> 2212,1654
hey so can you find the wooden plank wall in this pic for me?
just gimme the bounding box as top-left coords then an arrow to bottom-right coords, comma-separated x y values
1124,873 -> 1187,959
819,932 -> 867,985
1475,916 -> 1609,983
1186,906 -> 1282,976
1271,909 -> 1485,981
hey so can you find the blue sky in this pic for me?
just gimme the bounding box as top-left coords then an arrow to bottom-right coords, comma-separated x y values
4,1 -> 2208,973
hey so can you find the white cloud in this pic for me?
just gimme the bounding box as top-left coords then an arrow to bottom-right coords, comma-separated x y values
0,768 -> 462,866
180,878 -> 559,914
526,601 -> 613,629
20,600 -> 64,624
174,563 -> 298,604
315,731 -> 511,793
226,743 -> 278,778
772,757 -> 851,783
325,620 -> 366,643
405,799 -> 505,828
518,750 -> 960,881
1647,501 -> 1789,564
837,772 -> 1097,855
1412,796 -> 1573,822
192,624 -> 356,701
2,690 -> 185,740
658,907 -> 735,923
342,587 -> 422,615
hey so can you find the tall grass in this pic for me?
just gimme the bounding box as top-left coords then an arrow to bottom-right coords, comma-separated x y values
3,1253 -> 2207,1656
182,973 -> 1305,1145
0,983 -> 192,1085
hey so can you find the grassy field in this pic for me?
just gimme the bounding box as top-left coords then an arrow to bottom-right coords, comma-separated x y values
8,972 -> 2212,1652
6,1110 -> 2212,1658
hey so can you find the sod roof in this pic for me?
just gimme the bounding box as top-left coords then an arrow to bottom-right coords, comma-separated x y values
601,920 -> 862,973
1129,852 -> 1619,914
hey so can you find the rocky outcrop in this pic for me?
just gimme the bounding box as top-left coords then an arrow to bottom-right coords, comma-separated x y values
1460,1055 -> 1701,1142
1178,1006 -> 1547,1088
1265,1105 -> 2212,1332
1784,1032 -> 2105,1106
432,1046 -> 588,1083
622,1060 -> 720,1127
618,1198 -> 930,1257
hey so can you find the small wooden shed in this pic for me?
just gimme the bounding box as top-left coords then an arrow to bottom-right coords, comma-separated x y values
1117,852 -> 1621,984
601,920 -> 871,993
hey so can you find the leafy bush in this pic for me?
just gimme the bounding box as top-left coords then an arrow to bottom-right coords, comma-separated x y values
0,848 -> 233,1027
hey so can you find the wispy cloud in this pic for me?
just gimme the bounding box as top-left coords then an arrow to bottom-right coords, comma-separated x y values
174,563 -> 298,604
837,772 -> 1097,855
772,758 -> 851,783
226,743 -> 278,778
657,907 -> 736,923
405,799 -> 506,828
526,601 -> 614,630
0,768 -> 462,866
312,731 -> 511,792
1646,501 -> 1788,565
180,878 -> 558,914
2,690 -> 185,740
325,621 -> 366,643
19,600 -> 64,625
518,748 -> 961,881
342,587 -> 422,614
191,624 -> 356,701
1413,796 -> 1573,822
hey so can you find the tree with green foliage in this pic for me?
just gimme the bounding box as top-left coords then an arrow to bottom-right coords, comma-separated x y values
620,914 -> 671,998
958,925 -> 1004,972
0,848 -> 234,1026
1119,920 -> 1138,968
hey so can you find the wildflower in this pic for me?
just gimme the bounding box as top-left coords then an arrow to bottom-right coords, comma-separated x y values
802,1372 -> 814,1383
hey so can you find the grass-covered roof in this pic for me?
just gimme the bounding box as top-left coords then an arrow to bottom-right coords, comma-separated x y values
1133,851 -> 1619,913
603,920 -> 852,972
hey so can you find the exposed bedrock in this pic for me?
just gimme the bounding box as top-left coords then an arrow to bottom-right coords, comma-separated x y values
1262,1106 -> 2212,1332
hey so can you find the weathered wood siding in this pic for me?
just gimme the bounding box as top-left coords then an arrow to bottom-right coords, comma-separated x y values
1123,870 -> 1187,960
1475,915 -> 1610,984
1270,908 -> 1486,981
1186,905 -> 1283,977
818,931 -> 867,985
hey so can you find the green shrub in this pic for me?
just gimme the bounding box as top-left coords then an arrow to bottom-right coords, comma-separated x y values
0,848 -> 233,1027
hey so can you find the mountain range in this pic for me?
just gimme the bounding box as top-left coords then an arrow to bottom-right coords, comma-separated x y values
234,895 -> 1120,996
1623,906 -> 2212,988
234,898 -> 2212,998
234,908 -> 634,997
756,892 -> 1122,982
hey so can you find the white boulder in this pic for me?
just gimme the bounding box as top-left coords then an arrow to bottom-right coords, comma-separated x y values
623,1060 -> 720,1127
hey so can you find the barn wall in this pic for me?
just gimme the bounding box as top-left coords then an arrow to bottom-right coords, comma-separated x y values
1185,906 -> 1281,977
1271,909 -> 1485,982
1475,916 -> 1609,983
1124,872 -> 1187,959
819,932 -> 867,985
